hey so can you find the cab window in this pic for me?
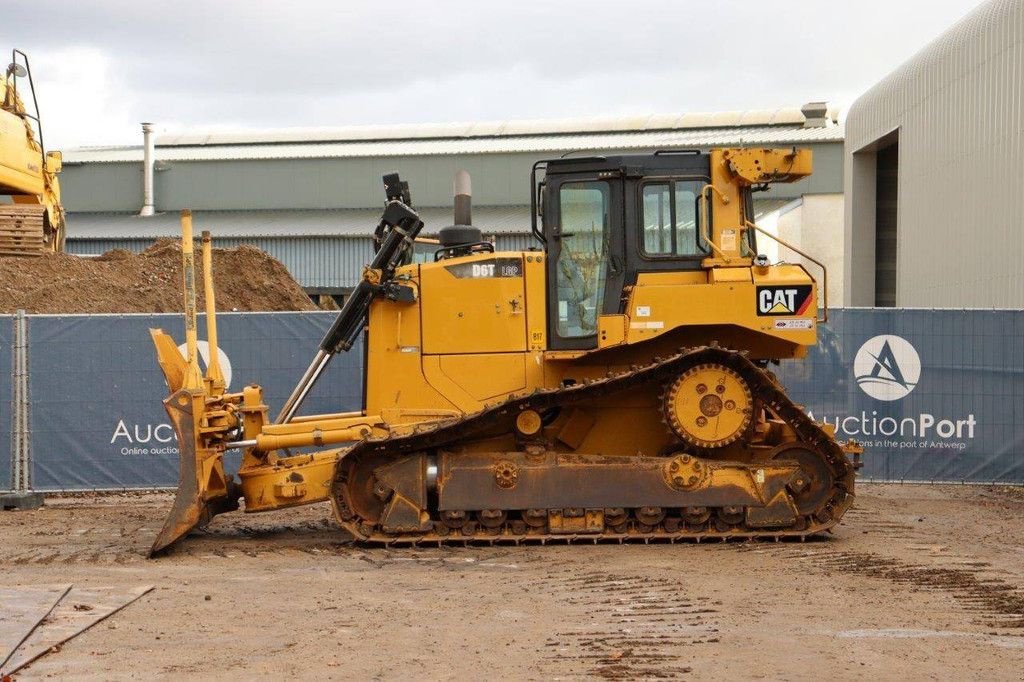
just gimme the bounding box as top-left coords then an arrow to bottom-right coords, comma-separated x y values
641,180 -> 706,257
555,181 -> 610,338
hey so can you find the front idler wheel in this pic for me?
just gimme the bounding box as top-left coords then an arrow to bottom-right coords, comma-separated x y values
770,443 -> 835,517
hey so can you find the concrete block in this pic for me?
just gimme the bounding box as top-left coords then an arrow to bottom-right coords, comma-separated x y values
0,492 -> 44,511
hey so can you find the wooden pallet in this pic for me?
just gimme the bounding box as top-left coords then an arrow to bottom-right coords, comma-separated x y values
0,204 -> 46,256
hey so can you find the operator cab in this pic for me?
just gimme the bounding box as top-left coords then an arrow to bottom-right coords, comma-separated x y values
535,152 -> 757,350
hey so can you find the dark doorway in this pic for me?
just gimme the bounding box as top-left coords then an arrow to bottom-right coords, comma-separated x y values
874,141 -> 899,307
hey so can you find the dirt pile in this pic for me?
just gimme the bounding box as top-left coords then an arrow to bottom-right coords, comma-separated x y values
0,239 -> 317,314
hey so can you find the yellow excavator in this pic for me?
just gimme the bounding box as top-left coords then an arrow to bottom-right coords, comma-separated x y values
0,49 -> 65,254
149,147 -> 861,554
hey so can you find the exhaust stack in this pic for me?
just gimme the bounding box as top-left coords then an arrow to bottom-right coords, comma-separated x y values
437,170 -> 483,255
454,169 -> 472,226
139,122 -> 155,216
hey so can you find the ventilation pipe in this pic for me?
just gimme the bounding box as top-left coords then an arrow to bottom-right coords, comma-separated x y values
800,102 -> 830,128
437,170 -> 483,254
453,169 -> 472,226
139,122 -> 155,216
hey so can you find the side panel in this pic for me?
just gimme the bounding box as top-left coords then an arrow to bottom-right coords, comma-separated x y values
438,353 -> 527,402
364,291 -> 463,420
369,253 -> 549,415
621,265 -> 817,355
420,254 -> 527,354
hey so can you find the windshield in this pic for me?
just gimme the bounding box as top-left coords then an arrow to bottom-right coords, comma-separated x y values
555,181 -> 610,338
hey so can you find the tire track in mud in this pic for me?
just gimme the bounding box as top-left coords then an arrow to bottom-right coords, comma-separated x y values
540,572 -> 719,679
803,550 -> 1024,630
732,542 -> 1024,631
839,506 -> 921,540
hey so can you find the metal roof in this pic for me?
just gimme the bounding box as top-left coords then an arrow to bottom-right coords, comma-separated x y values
64,109 -> 843,164
67,199 -> 788,241
154,109 -> 829,144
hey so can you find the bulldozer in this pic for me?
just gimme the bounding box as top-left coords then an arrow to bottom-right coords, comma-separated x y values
0,49 -> 66,255
149,147 -> 860,555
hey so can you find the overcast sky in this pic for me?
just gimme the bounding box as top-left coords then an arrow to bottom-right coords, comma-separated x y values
2,0 -> 988,149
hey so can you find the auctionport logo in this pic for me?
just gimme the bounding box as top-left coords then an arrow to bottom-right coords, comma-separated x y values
853,335 -> 920,401
809,333 -> 976,449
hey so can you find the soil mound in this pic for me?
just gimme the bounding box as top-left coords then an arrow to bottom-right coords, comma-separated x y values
0,239 -> 317,314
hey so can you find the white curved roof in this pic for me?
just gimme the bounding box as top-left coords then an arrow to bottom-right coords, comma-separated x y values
846,0 -> 1022,150
65,107 -> 842,164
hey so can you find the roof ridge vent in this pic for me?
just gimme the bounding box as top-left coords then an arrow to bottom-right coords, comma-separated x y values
800,101 -> 830,128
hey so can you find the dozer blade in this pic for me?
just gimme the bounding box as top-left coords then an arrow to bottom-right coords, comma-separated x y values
149,212 -> 240,556
149,387 -> 237,557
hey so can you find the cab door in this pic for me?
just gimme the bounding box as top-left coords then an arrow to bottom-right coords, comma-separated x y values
544,176 -> 624,350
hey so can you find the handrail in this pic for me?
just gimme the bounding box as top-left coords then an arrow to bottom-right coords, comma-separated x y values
744,219 -> 828,323
10,49 -> 45,164
698,183 -> 729,260
529,160 -> 547,246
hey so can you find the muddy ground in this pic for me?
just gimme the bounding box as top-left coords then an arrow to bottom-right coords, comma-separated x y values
2,484 -> 1023,680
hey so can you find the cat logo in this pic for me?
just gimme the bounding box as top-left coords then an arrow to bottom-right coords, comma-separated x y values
756,285 -> 814,316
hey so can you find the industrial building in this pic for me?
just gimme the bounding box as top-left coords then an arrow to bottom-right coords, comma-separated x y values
844,0 -> 1023,308
62,105 -> 845,302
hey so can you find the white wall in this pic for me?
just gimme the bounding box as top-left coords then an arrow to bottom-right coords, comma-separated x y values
760,193 -> 845,309
844,0 -> 1024,308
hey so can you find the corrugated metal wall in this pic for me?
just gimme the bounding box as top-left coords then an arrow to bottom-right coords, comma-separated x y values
61,143 -> 844,214
844,0 -> 1024,308
67,234 -> 539,290
494,233 -> 542,252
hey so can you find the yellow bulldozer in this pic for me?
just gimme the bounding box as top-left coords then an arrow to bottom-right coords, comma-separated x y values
0,49 -> 65,255
149,147 -> 860,555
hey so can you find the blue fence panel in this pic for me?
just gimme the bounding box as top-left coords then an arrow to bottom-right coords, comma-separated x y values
777,309 -> 1024,484
0,315 -> 11,491
22,308 -> 1024,490
28,312 -> 363,490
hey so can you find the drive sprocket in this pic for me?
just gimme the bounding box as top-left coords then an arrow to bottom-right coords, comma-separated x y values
664,363 -> 753,448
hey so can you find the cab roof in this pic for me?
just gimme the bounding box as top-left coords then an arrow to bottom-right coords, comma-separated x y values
544,151 -> 710,176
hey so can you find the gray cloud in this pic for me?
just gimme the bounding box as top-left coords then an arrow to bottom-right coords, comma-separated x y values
1,0 -> 987,147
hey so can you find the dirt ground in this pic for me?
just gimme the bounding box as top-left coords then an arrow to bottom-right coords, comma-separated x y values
2,483 -> 1023,680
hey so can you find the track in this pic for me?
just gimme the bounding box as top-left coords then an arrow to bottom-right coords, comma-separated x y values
331,345 -> 857,544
